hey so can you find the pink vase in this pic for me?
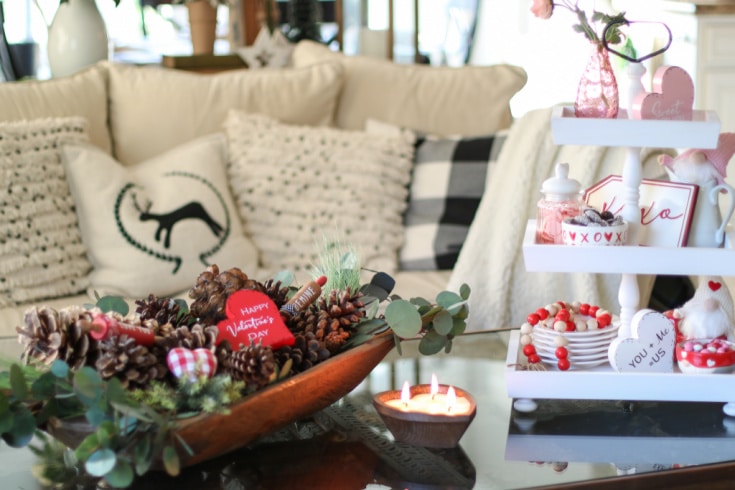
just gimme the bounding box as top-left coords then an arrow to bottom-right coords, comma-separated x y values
574,42 -> 619,119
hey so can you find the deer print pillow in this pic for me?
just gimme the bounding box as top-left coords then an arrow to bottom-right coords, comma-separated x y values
61,133 -> 258,298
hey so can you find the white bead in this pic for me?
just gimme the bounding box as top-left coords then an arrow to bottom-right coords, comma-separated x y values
520,322 -> 533,334
554,320 -> 567,332
596,308 -> 609,318
546,304 -> 559,316
587,318 -> 599,330
554,336 -> 568,347
520,334 -> 532,346
575,319 -> 587,331
571,300 -> 581,312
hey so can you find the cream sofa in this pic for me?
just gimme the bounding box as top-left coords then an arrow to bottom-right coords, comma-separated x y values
0,41 -> 530,338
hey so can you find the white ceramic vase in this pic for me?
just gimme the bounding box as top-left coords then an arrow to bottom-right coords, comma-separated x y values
47,0 -> 109,78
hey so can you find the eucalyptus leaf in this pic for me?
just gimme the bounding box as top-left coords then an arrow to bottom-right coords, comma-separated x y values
174,432 -> 194,456
436,291 -> 464,315
74,433 -> 100,462
85,448 -> 117,476
50,360 -> 69,379
362,297 -> 380,320
451,317 -> 467,337
384,300 -> 422,338
162,445 -> 181,476
418,330 -> 447,355
431,310 -> 453,336
96,296 -> 129,316
31,372 -> 56,399
410,297 -> 431,308
459,283 -> 471,300
9,364 -> 28,400
104,459 -> 134,488
96,420 -> 117,447
35,398 -> 60,426
133,436 -> 152,475
393,333 -> 402,356
2,407 -> 35,447
273,269 -> 295,287
74,367 -> 103,402
106,377 -> 126,405
0,396 -> 12,433
444,339 -> 453,354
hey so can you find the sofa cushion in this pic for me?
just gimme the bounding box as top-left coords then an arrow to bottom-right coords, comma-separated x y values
107,61 -> 345,165
0,117 -> 92,306
291,40 -> 527,136
61,133 -> 259,298
224,111 -> 414,275
0,64 -> 111,153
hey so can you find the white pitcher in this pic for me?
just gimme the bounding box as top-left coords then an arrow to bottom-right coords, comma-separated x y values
688,180 -> 735,248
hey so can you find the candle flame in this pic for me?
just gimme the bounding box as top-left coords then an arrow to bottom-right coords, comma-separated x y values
400,380 -> 411,406
446,386 -> 457,412
430,373 -> 439,399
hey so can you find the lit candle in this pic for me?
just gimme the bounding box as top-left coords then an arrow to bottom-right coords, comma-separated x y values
384,375 -> 473,416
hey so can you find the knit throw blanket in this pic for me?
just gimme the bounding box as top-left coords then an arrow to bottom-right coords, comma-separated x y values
448,106 -> 665,332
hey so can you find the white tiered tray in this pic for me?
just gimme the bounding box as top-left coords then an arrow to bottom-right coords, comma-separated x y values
505,330 -> 735,406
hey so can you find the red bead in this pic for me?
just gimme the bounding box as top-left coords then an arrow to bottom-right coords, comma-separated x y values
528,354 -> 541,364
588,305 -> 599,317
555,347 -> 568,359
557,358 -> 571,371
523,344 -> 537,356
536,308 -> 549,320
555,309 -> 570,322
597,313 -> 612,328
527,313 -> 540,325
565,320 -> 575,332
579,303 -> 590,316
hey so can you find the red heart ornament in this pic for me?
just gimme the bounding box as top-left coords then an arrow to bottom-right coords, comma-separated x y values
709,280 -> 722,292
631,66 -> 694,121
217,290 -> 295,349
167,347 -> 217,381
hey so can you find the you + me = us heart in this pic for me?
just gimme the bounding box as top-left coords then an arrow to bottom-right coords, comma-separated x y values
167,347 -> 217,381
608,309 -> 676,373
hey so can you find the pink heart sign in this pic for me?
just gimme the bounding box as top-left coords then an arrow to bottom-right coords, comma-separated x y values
631,65 -> 694,121
217,289 -> 295,349
608,309 -> 676,373
167,347 -> 217,381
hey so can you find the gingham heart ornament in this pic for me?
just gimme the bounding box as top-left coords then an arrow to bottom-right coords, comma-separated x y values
167,347 -> 217,381
608,309 -> 676,373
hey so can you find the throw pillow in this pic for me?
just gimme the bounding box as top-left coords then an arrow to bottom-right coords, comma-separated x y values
61,133 -> 259,298
0,64 -> 111,153
224,111 -> 414,275
291,40 -> 527,136
107,60 -> 345,165
0,117 -> 92,306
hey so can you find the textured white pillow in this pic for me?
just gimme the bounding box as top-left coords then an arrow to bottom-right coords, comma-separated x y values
0,64 -> 111,153
107,61 -> 345,165
224,112 -> 414,275
62,134 -> 259,298
291,40 -> 527,136
0,117 -> 92,306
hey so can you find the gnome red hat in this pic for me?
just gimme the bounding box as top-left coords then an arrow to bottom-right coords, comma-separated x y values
660,132 -> 735,186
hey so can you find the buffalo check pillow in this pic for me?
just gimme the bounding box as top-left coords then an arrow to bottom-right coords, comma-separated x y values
366,120 -> 507,270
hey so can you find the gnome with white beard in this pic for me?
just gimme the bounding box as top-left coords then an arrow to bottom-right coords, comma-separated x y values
674,276 -> 735,341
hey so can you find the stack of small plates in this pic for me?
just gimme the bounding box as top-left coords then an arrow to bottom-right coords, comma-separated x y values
532,322 -> 620,369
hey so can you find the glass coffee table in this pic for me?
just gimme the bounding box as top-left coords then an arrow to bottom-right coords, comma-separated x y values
1,330 -> 735,489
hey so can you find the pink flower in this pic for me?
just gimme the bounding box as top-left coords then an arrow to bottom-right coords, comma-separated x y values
530,0 -> 553,20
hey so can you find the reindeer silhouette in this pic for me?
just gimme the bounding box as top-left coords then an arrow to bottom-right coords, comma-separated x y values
132,193 -> 223,249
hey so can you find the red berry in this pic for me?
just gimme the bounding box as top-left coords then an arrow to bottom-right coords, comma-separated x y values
555,309 -> 570,322
566,320 -> 575,332
523,344 -> 537,356
528,354 -> 541,364
557,358 -> 571,371
527,313 -> 540,325
579,303 -> 590,316
597,313 -> 612,328
555,347 -> 568,359
588,305 -> 599,317
536,308 -> 549,320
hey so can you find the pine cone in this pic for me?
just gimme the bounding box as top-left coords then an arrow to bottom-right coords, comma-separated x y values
16,305 -> 97,370
222,342 -> 276,391
188,265 -> 260,324
262,279 -> 290,309
275,331 -> 330,375
95,334 -> 167,389
135,294 -> 191,329
314,288 -> 365,353
155,323 -> 219,352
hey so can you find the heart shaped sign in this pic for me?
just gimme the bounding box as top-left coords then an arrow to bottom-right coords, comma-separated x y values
631,65 -> 694,121
608,309 -> 676,373
167,347 -> 217,381
217,289 -> 295,349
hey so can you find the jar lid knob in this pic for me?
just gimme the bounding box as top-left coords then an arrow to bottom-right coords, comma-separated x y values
541,163 -> 582,199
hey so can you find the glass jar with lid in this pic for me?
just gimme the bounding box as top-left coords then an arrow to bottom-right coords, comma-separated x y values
536,163 -> 582,244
